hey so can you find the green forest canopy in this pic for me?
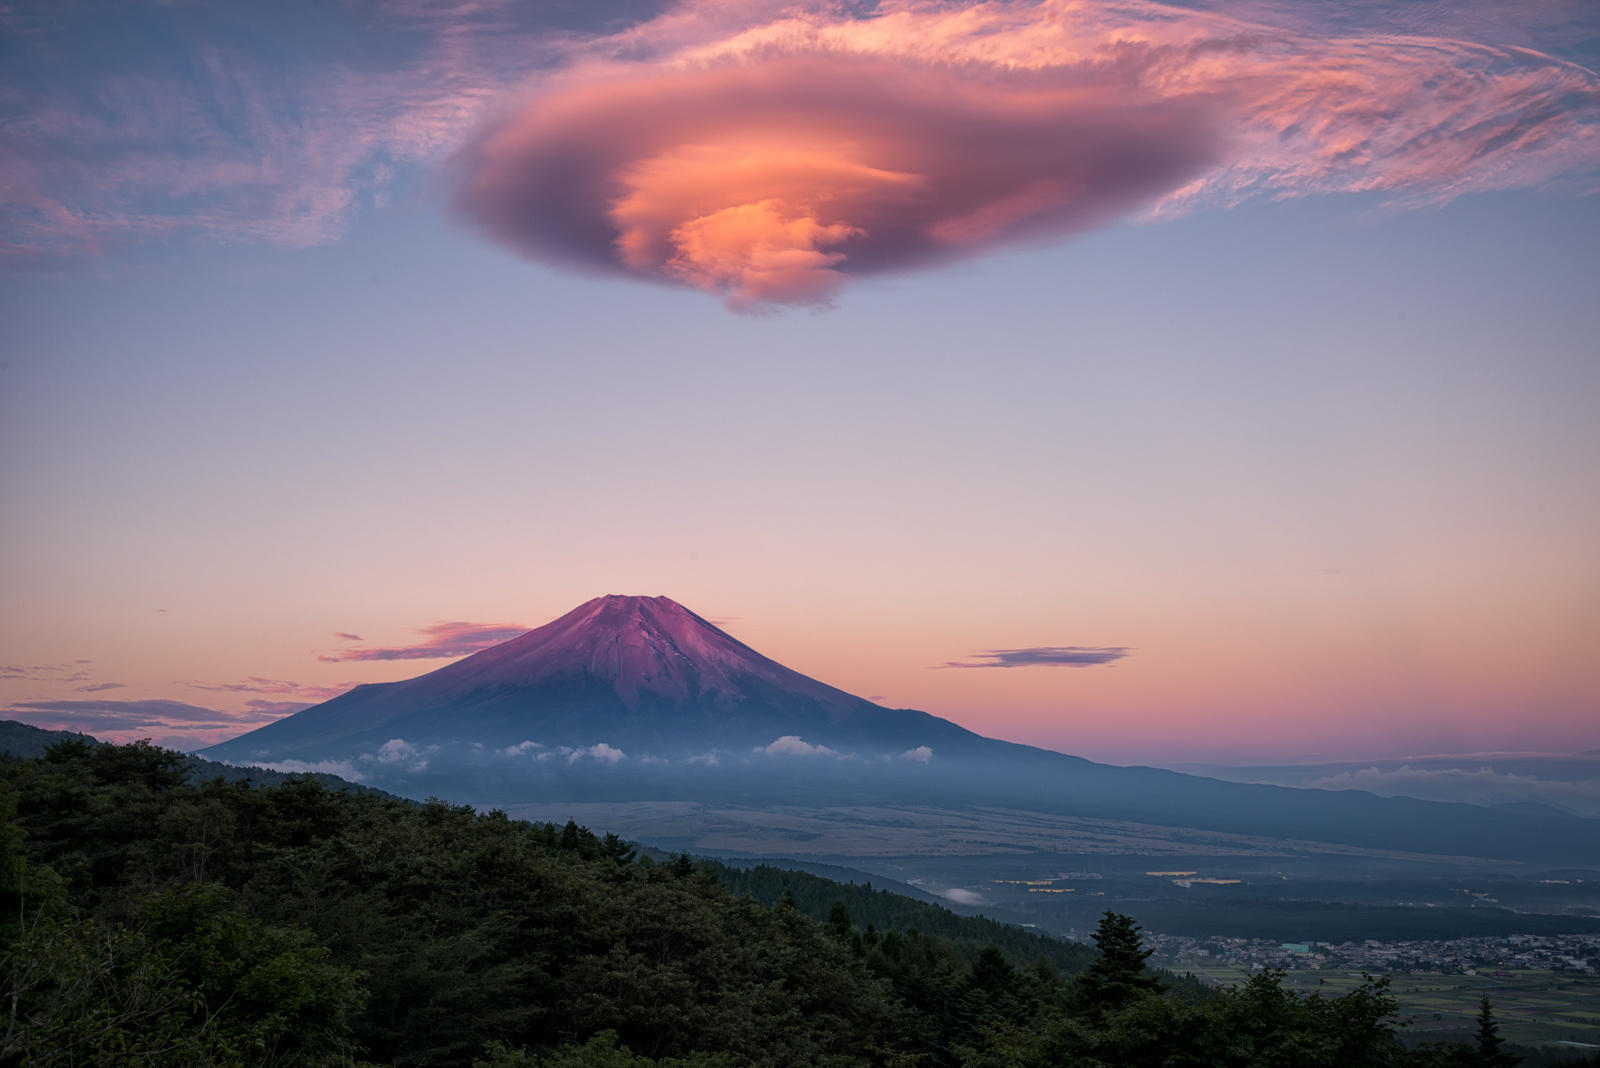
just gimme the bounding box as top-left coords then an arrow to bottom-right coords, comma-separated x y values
3,737 -> 1593,1067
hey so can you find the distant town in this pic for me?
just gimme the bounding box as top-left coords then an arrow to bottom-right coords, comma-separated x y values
1146,931 -> 1599,980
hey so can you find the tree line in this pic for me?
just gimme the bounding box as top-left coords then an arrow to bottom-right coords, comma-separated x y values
3,739 -> 1593,1066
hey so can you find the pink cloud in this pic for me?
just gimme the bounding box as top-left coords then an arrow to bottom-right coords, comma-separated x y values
189,676 -> 354,701
3,697 -> 284,748
319,620 -> 527,662
0,663 -> 92,682
5,0 -> 1595,285
455,0 -> 1600,308
243,699 -> 316,715
456,52 -> 1221,309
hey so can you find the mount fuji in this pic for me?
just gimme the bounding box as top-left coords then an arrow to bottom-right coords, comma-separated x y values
201,595 -> 1598,865
204,595 -> 983,762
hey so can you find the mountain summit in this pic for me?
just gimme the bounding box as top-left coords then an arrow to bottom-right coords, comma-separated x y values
436,595 -> 861,714
202,595 -> 978,764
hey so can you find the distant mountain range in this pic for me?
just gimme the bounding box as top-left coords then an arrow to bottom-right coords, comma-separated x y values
1163,752 -> 1600,818
202,595 -> 1599,866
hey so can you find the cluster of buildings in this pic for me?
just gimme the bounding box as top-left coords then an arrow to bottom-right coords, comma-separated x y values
1146,932 -> 1600,977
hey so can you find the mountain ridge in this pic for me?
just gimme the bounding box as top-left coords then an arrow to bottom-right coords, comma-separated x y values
203,594 -> 989,763
199,595 -> 1599,866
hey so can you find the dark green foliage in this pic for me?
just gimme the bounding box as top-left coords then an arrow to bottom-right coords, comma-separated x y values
830,899 -> 853,938
1075,911 -> 1163,1015
2,885 -> 363,1065
1,738 -> 1564,1067
473,1030 -> 739,1066
3,742 -> 904,1065
713,861 -> 1097,974
970,969 -> 1405,1067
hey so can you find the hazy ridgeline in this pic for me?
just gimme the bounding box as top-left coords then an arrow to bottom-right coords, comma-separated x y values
197,597 -> 1600,871
5,738 -> 1594,1067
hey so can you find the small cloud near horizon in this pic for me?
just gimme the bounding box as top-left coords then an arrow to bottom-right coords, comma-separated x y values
363,737 -> 434,772
320,621 -> 528,662
939,888 -> 986,907
755,735 -> 837,757
940,647 -> 1129,669
571,742 -> 626,765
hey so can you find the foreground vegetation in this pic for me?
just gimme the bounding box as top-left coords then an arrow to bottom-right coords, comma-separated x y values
3,739 -> 1596,1066
1163,964 -> 1600,1052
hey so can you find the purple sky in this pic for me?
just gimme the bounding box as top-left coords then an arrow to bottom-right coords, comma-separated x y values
1,0 -> 1597,763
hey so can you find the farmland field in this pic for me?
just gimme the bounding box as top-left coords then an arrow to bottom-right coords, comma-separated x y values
1153,962 -> 1600,1049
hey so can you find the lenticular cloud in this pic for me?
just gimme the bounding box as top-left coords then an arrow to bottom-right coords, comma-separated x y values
455,0 -> 1600,308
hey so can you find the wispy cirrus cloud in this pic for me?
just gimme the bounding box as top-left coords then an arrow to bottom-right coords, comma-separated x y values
188,676 -> 353,701
456,0 -> 1600,308
4,697 -> 277,733
1,662 -> 92,682
0,0 -> 669,267
243,699 -> 316,715
3,694 -> 304,749
941,647 -> 1129,669
318,620 -> 527,662
4,0 -> 1596,294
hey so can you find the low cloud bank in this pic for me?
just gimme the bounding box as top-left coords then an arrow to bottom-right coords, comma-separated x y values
1301,764 -> 1600,818
257,758 -> 365,782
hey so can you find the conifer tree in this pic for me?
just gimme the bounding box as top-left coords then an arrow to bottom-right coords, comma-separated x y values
1075,911 -> 1161,1015
828,900 -> 852,939
599,832 -> 636,864
1473,996 -> 1521,1067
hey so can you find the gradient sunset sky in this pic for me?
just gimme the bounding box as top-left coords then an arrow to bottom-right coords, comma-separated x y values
2,0 -> 1597,765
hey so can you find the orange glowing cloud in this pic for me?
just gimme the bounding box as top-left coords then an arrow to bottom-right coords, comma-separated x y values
454,0 -> 1599,308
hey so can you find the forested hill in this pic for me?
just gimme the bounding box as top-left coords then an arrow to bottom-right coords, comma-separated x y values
712,862 -> 1097,976
0,718 -> 99,759
0,720 -> 1090,972
5,739 -> 1589,1067
0,718 -> 401,797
